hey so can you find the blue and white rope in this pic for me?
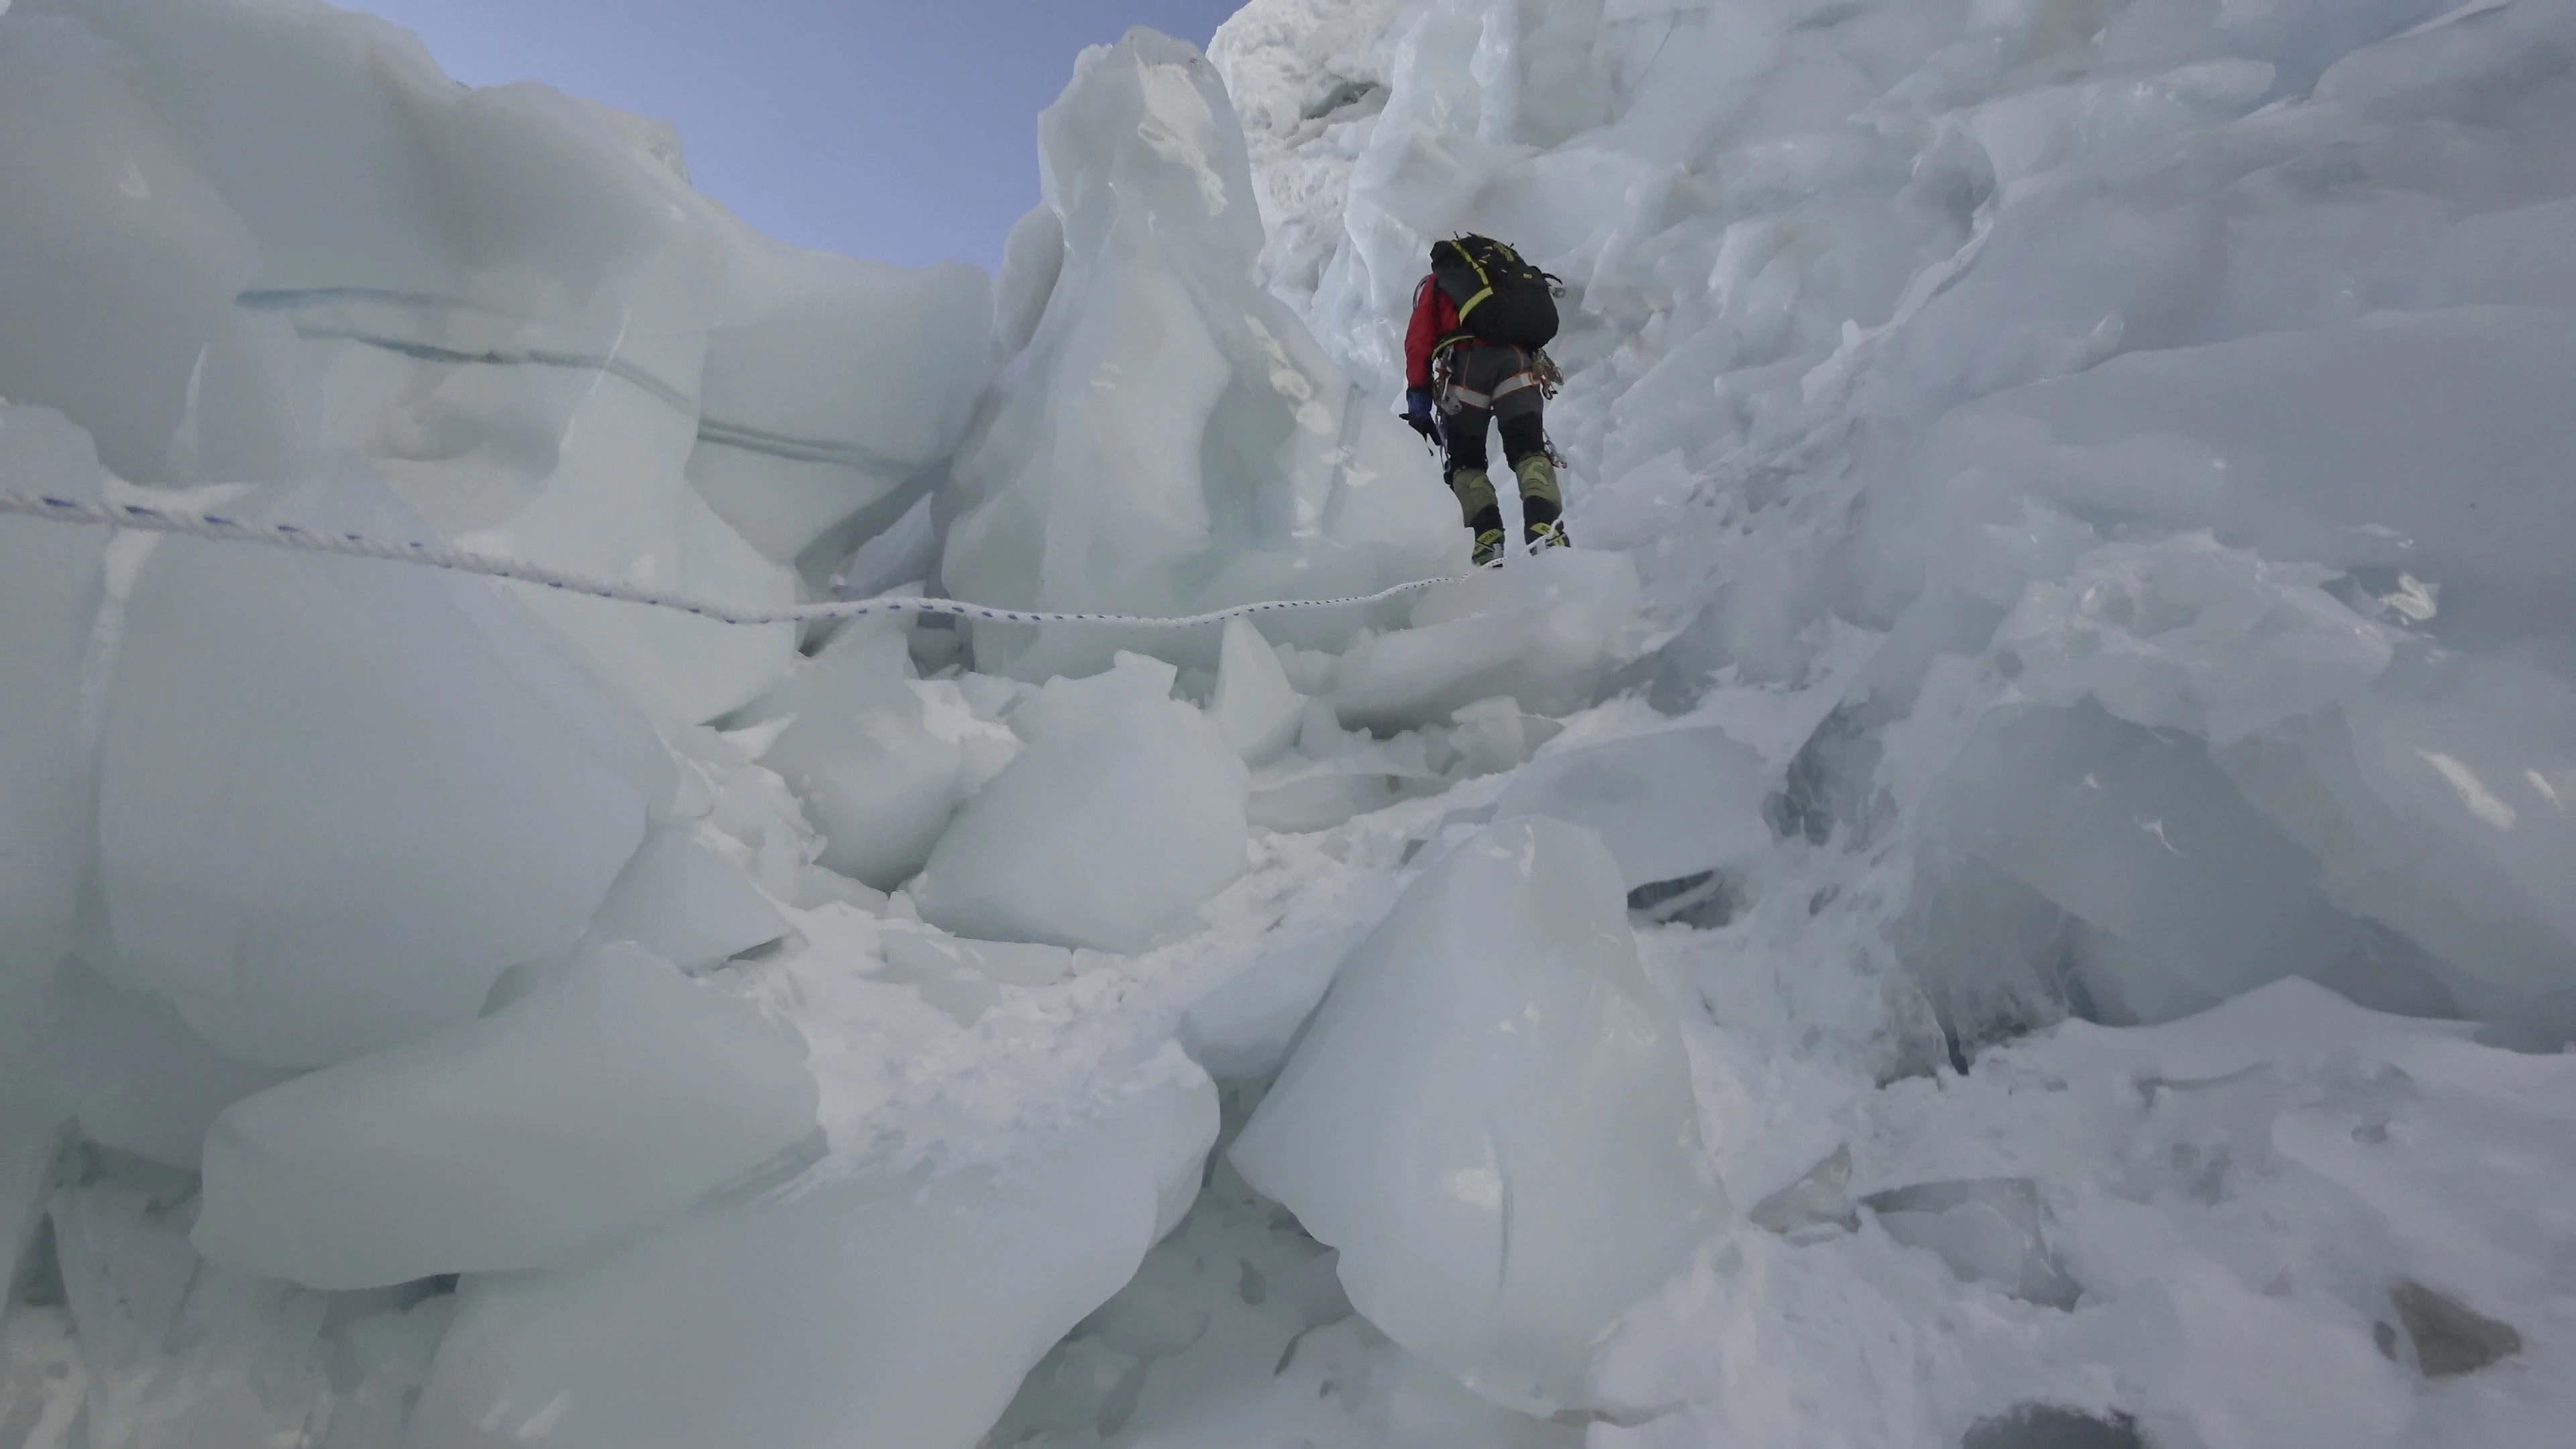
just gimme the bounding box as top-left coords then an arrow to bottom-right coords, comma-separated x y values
0,489 -> 1456,629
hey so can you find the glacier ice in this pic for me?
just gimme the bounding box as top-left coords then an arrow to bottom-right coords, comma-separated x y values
11,1146 -> 440,1449
50,1179 -> 337,1448
87,478 -> 669,1069
404,1055 -> 1214,1449
1232,818 -> 1719,1415
751,621 -> 1004,891
1210,0 -> 2576,1435
37,961 -> 296,1171
0,406 -> 108,983
1982,533 -> 2396,749
2243,652 -> 2576,1016
1210,616 -> 1306,766
1244,747 -> 1446,833
1230,0 -> 2576,1038
0,17 -> 268,486
1002,647 -> 1181,745
1242,689 -> 1458,830
0,0 -> 998,726
1861,1178 -> 2082,1310
192,946 -> 816,1290
1745,1144 -> 1858,1242
876,926 -> 1088,1027
683,242 -> 993,566
1177,925 -> 1360,1083
1912,309 -> 2576,617
0,0 -> 1017,1089
938,28 -> 1458,682
10,0 -> 2576,1442
0,1106 -> 60,1309
912,657 -> 1249,952
1905,700 -> 2455,1026
1446,695 -> 1551,777
655,719 -> 883,917
1493,724 -> 1775,892
985,1156 -> 1583,1449
582,824 -> 786,973
1331,550 -> 1642,733
1,0 -> 775,724
881,926 -> 1085,991
311,1293 -> 457,1449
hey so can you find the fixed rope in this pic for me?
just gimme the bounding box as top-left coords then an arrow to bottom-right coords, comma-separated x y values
0,489 -> 1456,629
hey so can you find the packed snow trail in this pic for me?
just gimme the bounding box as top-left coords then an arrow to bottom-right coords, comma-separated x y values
0,488 -> 1463,629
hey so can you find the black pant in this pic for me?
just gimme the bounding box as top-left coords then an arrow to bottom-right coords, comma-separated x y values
1447,409 -> 1549,476
1440,343 -> 1556,531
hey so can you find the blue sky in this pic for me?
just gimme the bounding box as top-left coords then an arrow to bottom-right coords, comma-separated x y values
349,1 -> 1252,272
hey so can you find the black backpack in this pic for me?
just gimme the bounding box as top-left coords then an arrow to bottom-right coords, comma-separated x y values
1429,235 -> 1560,348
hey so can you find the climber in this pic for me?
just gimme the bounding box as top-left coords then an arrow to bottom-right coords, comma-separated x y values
1400,234 -> 1570,568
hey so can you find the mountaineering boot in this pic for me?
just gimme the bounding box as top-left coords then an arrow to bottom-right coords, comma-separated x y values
1462,498 -> 1507,568
1453,474 -> 1507,568
1515,454 -> 1569,552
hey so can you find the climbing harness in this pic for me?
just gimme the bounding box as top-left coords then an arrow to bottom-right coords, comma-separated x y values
1531,349 -> 1565,400
0,489 -> 1458,629
1433,344 -> 1560,415
1440,367 -> 1543,413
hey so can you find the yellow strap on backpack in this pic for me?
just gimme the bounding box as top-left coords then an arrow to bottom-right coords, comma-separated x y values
1444,237 -> 1498,321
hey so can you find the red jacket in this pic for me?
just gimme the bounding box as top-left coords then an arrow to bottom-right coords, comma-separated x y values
1403,276 -> 1460,390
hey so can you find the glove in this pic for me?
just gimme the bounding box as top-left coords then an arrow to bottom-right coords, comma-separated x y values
1401,386 -> 1440,443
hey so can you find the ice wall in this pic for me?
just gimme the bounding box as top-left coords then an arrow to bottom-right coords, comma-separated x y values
0,414 -> 678,1083
939,28 -> 1460,681
0,0 -> 999,1163
404,1057 -> 1215,1449
193,947 -> 818,1290
0,407 -> 107,1005
1234,818 -> 1719,1415
0,3 -> 1012,1435
1216,0 -> 2576,1041
912,653 -> 1252,953
1195,0 -> 2576,1440
1,0 -> 995,726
